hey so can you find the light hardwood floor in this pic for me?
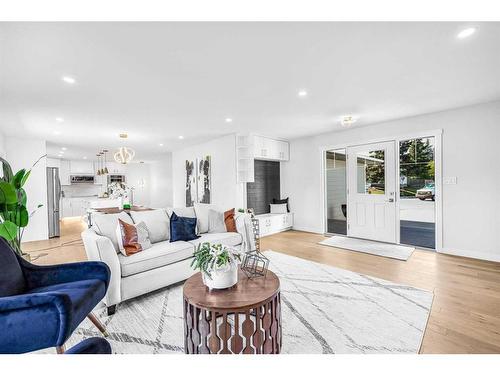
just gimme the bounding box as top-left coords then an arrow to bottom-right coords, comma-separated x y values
23,219 -> 500,354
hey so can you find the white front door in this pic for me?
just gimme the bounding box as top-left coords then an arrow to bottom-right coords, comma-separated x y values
347,141 -> 396,243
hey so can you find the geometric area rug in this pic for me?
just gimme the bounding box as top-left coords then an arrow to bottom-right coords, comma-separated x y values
38,251 -> 433,354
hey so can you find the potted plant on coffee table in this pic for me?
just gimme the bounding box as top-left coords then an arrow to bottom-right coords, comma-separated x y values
191,242 -> 242,290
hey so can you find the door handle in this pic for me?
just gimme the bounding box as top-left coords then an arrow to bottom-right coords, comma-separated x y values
386,198 -> 394,203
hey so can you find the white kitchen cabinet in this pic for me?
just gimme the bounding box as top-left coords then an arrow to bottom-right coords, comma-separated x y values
70,161 -> 94,175
61,198 -> 90,218
61,198 -> 72,218
60,160 -> 71,185
254,213 -> 293,237
46,158 -> 61,168
107,162 -> 126,174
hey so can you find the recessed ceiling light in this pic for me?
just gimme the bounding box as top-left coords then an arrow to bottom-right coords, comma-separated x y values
62,76 -> 76,84
340,115 -> 358,127
178,135 -> 184,140
457,27 -> 477,39
53,130 -> 61,135
159,143 -> 164,147
225,118 -> 233,123
83,156 -> 87,160
55,117 -> 64,123
61,147 -> 67,151
297,90 -> 308,97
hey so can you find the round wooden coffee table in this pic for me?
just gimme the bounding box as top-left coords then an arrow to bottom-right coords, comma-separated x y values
183,269 -> 281,354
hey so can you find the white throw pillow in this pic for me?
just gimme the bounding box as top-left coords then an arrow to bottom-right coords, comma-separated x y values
166,206 -> 196,219
194,203 -> 217,234
208,209 -> 227,233
270,203 -> 288,214
92,212 -> 133,251
130,209 -> 170,243
115,221 -> 152,256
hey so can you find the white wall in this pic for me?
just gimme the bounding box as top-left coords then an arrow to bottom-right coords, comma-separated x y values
0,131 -> 5,158
126,163 -> 151,207
282,101 -> 500,262
172,134 -> 244,210
149,154 -> 173,208
5,137 -> 48,242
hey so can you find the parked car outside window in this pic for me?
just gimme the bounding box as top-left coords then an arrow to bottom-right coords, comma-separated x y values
415,182 -> 435,201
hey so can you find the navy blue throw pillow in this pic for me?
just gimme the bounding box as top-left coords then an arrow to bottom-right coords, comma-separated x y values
170,212 -> 200,242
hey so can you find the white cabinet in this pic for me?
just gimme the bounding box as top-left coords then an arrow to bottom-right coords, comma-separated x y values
60,160 -> 71,185
255,213 -> 293,237
236,134 -> 290,183
277,140 -> 290,161
107,162 -> 126,174
61,198 -> 90,218
70,161 -> 94,175
253,135 -> 289,161
61,198 -> 72,218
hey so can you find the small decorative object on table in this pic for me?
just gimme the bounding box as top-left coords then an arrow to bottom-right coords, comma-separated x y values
191,242 -> 241,290
241,250 -> 269,279
250,215 -> 260,251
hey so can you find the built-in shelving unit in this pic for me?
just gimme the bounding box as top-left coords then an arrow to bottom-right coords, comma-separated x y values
236,134 -> 255,183
236,133 -> 290,183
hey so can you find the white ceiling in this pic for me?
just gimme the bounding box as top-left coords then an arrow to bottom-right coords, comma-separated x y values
1,22 -> 499,161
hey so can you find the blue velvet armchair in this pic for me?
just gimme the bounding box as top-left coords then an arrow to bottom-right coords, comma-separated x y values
65,337 -> 112,354
0,238 -> 111,354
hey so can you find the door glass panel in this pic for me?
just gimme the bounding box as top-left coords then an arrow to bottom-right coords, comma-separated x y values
325,149 -> 347,235
399,137 -> 436,249
356,150 -> 385,194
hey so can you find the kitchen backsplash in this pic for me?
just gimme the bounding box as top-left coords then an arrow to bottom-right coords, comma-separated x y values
62,184 -> 104,198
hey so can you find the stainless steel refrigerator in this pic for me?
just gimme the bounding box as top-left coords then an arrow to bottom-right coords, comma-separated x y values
47,167 -> 62,238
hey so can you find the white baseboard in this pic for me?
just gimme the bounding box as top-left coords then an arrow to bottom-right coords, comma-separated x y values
439,247 -> 500,263
260,226 -> 293,238
291,226 -> 324,235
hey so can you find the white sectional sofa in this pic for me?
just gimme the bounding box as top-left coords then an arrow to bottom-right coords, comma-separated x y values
81,206 -> 254,315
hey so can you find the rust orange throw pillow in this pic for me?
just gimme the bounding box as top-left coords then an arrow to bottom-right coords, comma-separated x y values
118,219 -> 152,256
224,208 -> 237,232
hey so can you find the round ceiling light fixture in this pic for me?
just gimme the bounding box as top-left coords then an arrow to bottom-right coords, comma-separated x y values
62,76 -> 76,84
457,27 -> 477,39
340,115 -> 358,128
297,89 -> 308,97
114,133 -> 135,164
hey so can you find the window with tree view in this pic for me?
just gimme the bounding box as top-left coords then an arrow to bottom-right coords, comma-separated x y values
399,137 -> 434,198
356,150 -> 385,194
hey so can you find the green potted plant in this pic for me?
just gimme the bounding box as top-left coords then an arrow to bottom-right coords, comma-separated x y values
190,242 -> 242,289
0,156 -> 45,258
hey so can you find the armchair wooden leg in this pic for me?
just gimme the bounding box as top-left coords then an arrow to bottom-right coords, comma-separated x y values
87,312 -> 109,337
56,345 -> 66,354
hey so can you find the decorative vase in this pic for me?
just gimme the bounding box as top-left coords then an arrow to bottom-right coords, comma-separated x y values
202,262 -> 238,290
